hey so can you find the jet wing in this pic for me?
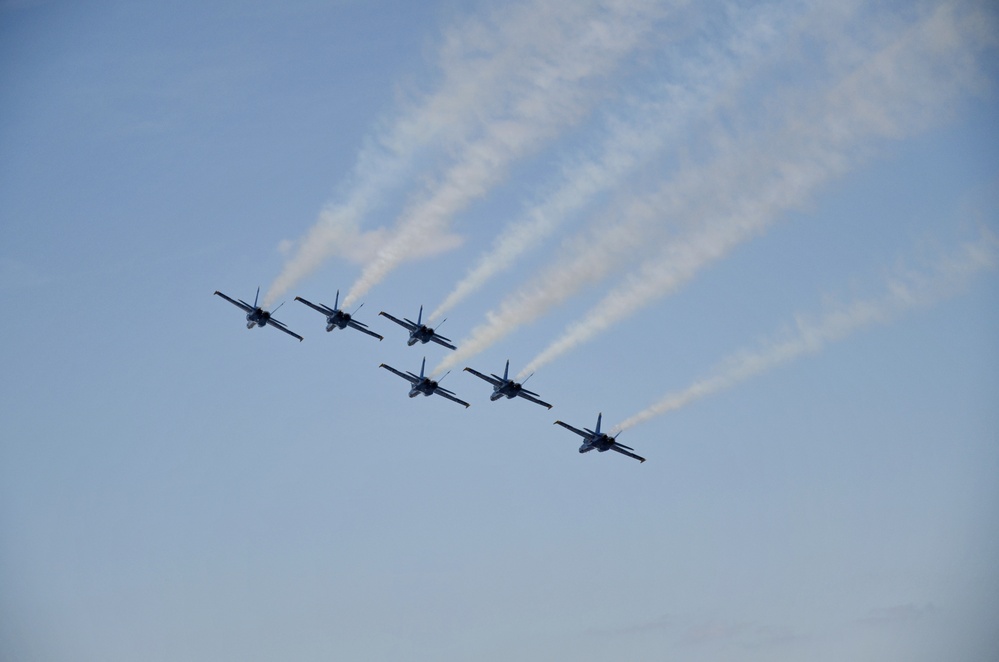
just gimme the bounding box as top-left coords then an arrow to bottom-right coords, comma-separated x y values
295,296 -> 335,316
266,318 -> 304,341
433,389 -> 470,408
429,333 -> 457,351
516,391 -> 553,410
554,420 -> 591,440
214,291 -> 254,313
463,367 -> 503,386
346,320 -> 384,341
379,311 -> 417,331
610,444 -> 646,463
379,363 -> 418,384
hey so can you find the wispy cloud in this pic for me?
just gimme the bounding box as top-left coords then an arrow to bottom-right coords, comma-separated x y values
677,619 -> 753,646
586,613 -> 673,637
613,229 -> 998,433
856,602 -> 937,628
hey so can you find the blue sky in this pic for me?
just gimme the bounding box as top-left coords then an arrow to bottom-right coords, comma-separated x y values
1,1 -> 998,660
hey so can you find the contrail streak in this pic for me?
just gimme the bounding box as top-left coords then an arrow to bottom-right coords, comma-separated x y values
612,230 -> 999,433
343,0 -> 670,309
266,0 -> 652,307
517,0 -> 995,379
427,0 -> 806,322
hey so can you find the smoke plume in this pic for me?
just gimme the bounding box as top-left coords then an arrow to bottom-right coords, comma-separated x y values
612,230 -> 998,433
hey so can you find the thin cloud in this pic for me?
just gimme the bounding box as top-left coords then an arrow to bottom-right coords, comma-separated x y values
856,603 -> 937,628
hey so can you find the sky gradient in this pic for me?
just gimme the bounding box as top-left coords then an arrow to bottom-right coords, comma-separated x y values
2,1 -> 998,660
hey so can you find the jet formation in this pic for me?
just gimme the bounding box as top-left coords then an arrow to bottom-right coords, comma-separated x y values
215,287 -> 647,463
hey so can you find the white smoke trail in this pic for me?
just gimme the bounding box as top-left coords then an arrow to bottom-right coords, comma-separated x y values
427,0 -> 806,322
517,0 -> 996,379
265,0 -> 651,307
612,230 -> 999,433
421,2 -> 858,375
342,0 -> 670,309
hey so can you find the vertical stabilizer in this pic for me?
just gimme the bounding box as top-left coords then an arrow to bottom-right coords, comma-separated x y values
254,287 -> 260,308
503,360 -> 510,381
595,413 -> 602,435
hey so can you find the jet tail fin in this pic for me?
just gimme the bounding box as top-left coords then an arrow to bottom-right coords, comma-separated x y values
334,289 -> 340,310
503,360 -> 510,381
254,286 -> 260,308
419,357 -> 426,378
595,413 -> 602,435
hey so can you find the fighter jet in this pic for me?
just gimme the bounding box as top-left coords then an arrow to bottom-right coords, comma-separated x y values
295,290 -> 383,341
464,360 -> 552,409
553,413 -> 645,463
379,357 -> 470,408
214,288 -> 303,341
378,306 -> 456,350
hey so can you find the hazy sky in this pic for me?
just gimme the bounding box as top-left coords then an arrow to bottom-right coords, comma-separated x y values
2,1 -> 997,660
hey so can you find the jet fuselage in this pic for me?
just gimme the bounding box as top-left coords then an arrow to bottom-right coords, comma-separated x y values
246,308 -> 271,328
490,381 -> 522,400
409,377 -> 438,397
325,310 -> 351,332
579,433 -> 615,453
408,325 -> 436,345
